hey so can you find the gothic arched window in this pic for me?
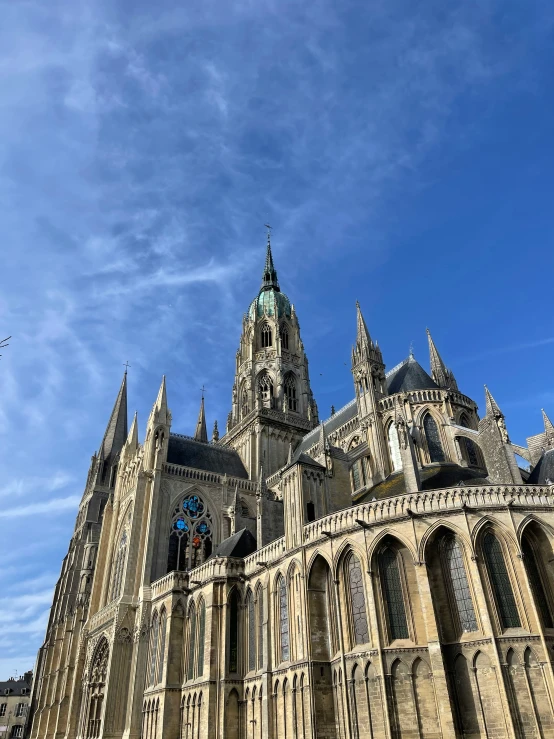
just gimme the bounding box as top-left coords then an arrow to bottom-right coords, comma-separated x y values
423,413 -> 445,463
459,414 -> 479,467
197,600 -> 206,676
247,591 -> 256,672
167,494 -> 213,573
387,423 -> 403,472
522,536 -> 553,628
86,638 -> 109,739
440,535 -> 478,634
347,553 -> 369,646
257,586 -> 264,669
379,547 -> 409,640
187,604 -> 196,680
111,530 -> 128,601
284,374 -> 298,412
258,373 -> 273,408
157,609 -> 167,684
149,612 -> 159,686
482,532 -> 521,629
281,325 -> 289,350
261,323 -> 272,348
278,576 -> 290,663
229,590 -> 239,674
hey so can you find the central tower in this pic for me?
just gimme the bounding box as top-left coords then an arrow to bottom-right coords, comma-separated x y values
222,234 -> 319,479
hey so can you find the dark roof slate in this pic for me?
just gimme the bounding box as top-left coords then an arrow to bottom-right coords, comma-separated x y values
214,528 -> 257,558
386,356 -> 438,395
527,449 -> 554,485
298,399 -> 358,454
0,677 -> 31,695
167,435 -> 248,478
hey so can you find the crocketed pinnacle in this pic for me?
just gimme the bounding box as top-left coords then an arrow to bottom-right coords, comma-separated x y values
426,328 -> 457,389
484,385 -> 503,418
542,409 -> 554,441
355,301 -> 372,348
194,393 -> 208,443
261,233 -> 280,292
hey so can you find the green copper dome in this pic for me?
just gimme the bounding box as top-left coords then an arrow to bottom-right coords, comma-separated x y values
247,236 -> 292,320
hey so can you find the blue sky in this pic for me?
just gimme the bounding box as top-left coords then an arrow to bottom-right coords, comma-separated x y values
1,0 -> 554,677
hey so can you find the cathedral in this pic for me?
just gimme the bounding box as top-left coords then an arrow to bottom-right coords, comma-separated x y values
29,237 -> 554,739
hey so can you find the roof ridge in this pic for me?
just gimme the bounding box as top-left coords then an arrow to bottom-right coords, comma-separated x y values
385,356 -> 411,378
301,397 -> 357,444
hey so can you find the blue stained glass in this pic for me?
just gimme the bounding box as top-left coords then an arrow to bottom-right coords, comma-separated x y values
183,495 -> 204,519
175,518 -> 188,531
197,522 -> 209,534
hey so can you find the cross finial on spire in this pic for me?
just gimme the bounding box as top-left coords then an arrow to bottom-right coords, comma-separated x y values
194,391 -> 208,443
261,225 -> 279,292
123,360 -> 131,375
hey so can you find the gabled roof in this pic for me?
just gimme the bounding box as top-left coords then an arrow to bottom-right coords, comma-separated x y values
386,356 -> 438,395
527,449 -> 554,485
298,399 -> 358,454
167,435 -> 248,478
214,528 -> 257,558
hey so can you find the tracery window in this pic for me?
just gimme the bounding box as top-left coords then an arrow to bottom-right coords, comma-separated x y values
522,537 -> 553,628
111,530 -> 128,601
257,587 -> 264,669
167,494 -> 213,573
440,535 -> 478,633
247,591 -> 256,672
261,323 -> 272,348
86,638 -> 109,739
423,413 -> 445,463
482,532 -> 521,629
387,424 -> 403,472
187,604 -> 196,680
197,600 -> 206,676
149,612 -> 159,686
229,590 -> 239,673
284,374 -> 298,412
278,577 -> 290,663
347,554 -> 369,645
351,459 -> 366,492
379,547 -> 409,640
258,373 -> 273,408
281,325 -> 289,350
157,609 -> 167,684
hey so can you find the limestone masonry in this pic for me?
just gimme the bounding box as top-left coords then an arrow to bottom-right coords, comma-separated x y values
29,238 -> 554,738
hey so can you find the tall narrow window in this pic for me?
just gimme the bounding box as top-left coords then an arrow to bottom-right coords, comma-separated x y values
387,424 -> 403,472
284,374 -> 298,412
248,592 -> 256,672
257,588 -> 264,669
440,535 -> 478,633
197,601 -> 206,676
460,415 -> 479,466
111,531 -> 128,601
149,613 -> 159,686
347,554 -> 369,645
307,501 -> 315,522
229,591 -> 239,673
279,577 -> 290,662
483,533 -> 521,629
157,610 -> 167,684
423,414 -> 445,463
258,373 -> 273,408
522,537 -> 553,628
187,604 -> 196,680
261,323 -> 272,348
379,548 -> 409,640
281,326 -> 289,350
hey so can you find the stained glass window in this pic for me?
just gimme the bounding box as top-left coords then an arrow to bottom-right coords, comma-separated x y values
441,535 -> 478,633
149,613 -> 159,685
424,414 -> 445,463
229,591 -> 239,673
197,602 -> 206,676
522,537 -> 553,628
248,592 -> 256,672
483,533 -> 521,629
387,424 -> 403,472
285,375 -> 298,412
257,589 -> 264,669
379,548 -> 409,640
261,323 -> 272,348
167,496 -> 213,573
111,531 -> 128,601
187,605 -> 196,680
157,610 -> 167,684
279,578 -> 290,662
348,554 -> 369,645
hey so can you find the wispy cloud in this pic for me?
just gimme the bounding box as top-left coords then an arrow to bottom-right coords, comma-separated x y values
0,496 -> 81,519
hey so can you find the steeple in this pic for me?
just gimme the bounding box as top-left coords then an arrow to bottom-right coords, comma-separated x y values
426,328 -> 457,390
99,372 -> 128,463
542,409 -> 554,447
484,385 -> 503,418
355,300 -> 372,350
194,393 -> 208,443
261,230 -> 280,292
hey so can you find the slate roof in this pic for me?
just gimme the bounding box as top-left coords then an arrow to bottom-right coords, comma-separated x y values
527,449 -> 554,485
0,677 -> 31,695
353,463 -> 489,503
214,528 -> 257,558
167,435 -> 248,478
386,356 -> 438,395
298,399 -> 358,454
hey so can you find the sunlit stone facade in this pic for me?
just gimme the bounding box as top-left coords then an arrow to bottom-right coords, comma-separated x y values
29,240 -> 554,739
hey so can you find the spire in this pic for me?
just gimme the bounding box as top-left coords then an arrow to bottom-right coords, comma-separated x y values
426,328 -> 457,389
212,419 -> 219,443
194,392 -> 208,443
260,228 -> 280,292
122,412 -> 138,461
484,385 -> 503,418
150,375 -> 169,426
542,409 -> 554,444
355,301 -> 372,348
99,372 -> 128,462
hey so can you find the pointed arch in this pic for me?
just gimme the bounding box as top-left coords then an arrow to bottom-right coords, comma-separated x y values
386,421 -> 403,472
85,637 -> 109,739
157,607 -> 167,684
368,527 -> 418,564
423,412 -> 445,463
284,372 -> 298,412
246,589 -> 256,672
481,529 -> 521,629
255,581 -> 264,670
187,601 -> 197,680
260,322 -> 272,348
257,370 -> 274,408
307,554 -> 336,660
340,547 -> 370,648
197,598 -> 206,677
225,689 -> 240,739
276,574 -> 289,664
149,611 -> 160,686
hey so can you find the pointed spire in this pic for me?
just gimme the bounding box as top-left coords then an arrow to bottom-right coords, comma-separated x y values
426,328 -> 457,389
355,301 -> 372,348
122,412 -> 138,460
484,385 -> 503,418
261,228 -> 280,292
150,375 -> 169,426
99,372 -> 128,462
194,392 -> 208,443
542,409 -> 554,444
212,419 -> 219,443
